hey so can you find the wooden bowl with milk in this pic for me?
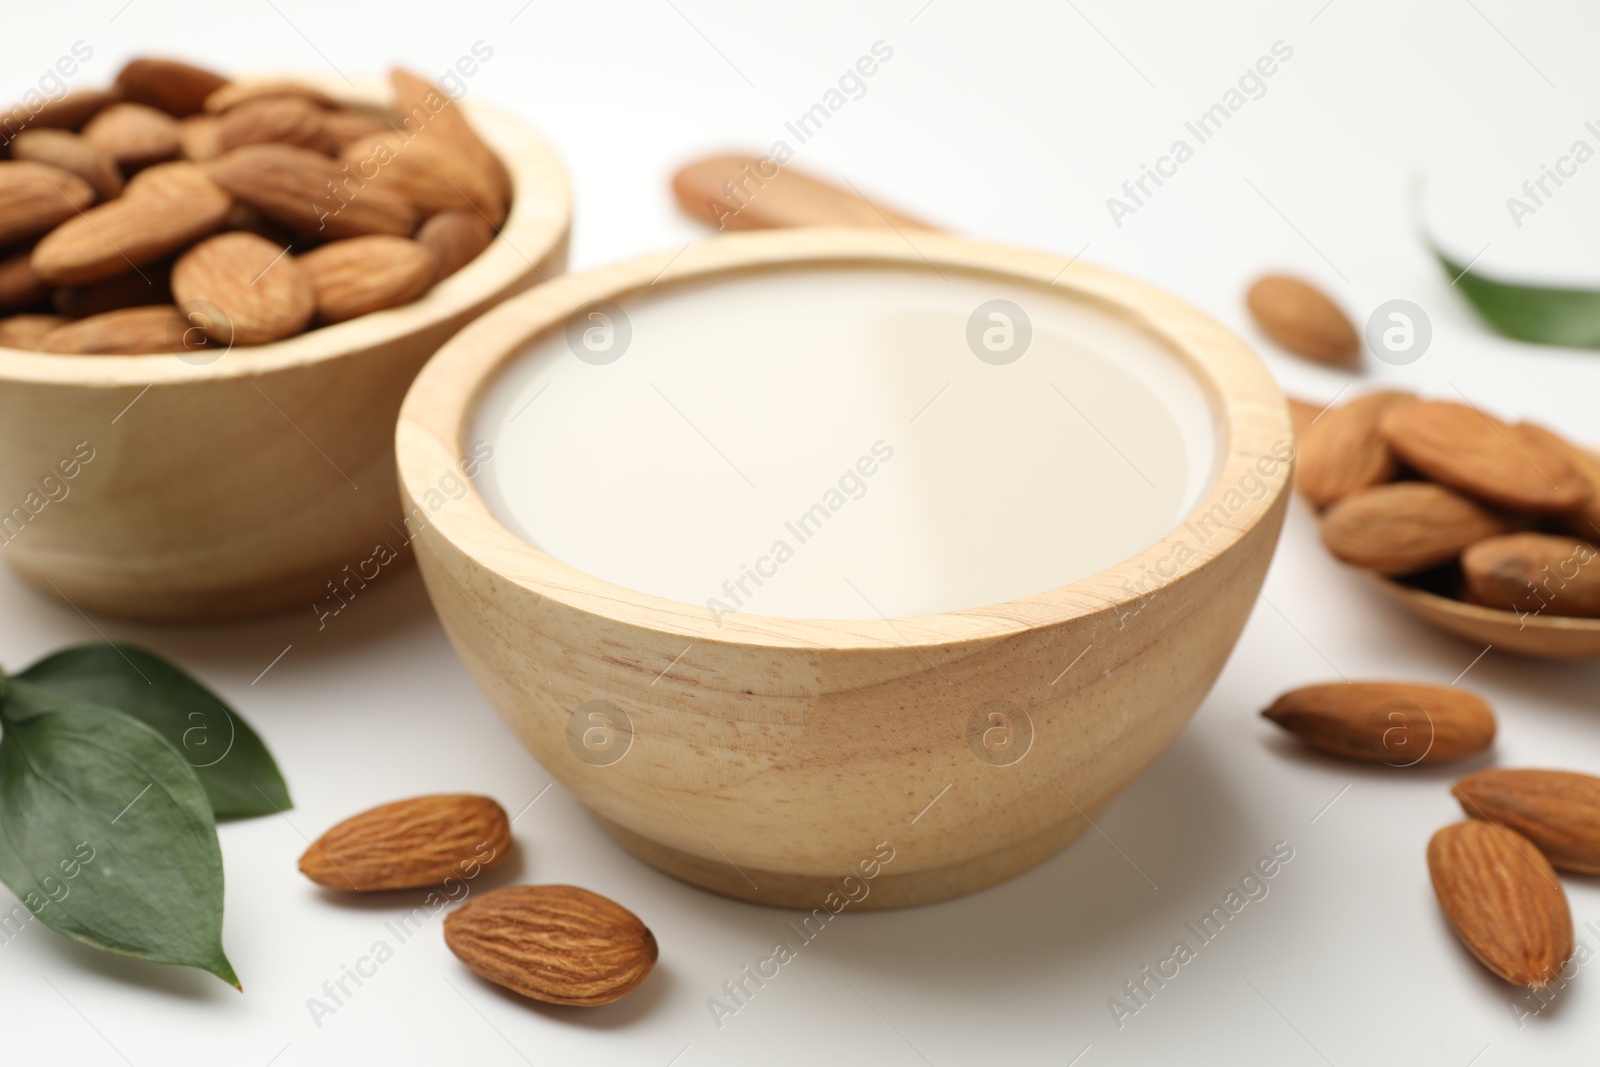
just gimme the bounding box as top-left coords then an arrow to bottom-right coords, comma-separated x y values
396,227 -> 1292,908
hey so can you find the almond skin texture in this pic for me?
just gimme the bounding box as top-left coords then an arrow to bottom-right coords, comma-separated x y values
1454,769 -> 1600,875
391,67 -> 511,219
1320,482 -> 1520,575
114,57 -> 229,118
215,97 -> 330,154
1262,681 -> 1496,765
204,79 -> 340,114
1,88 -> 121,134
298,794 -> 511,891
1517,423 -> 1600,541
32,164 -> 230,285
1428,821 -> 1572,989
319,110 -> 397,151
178,114 -> 223,162
38,305 -> 191,354
9,129 -> 124,201
0,314 -> 68,351
81,102 -> 181,171
0,161 -> 96,245
443,885 -> 658,1007
340,132 -> 505,223
172,232 -> 314,345
1380,400 -> 1590,513
1461,533 -> 1600,618
416,209 -> 495,281
1296,389 -> 1412,508
297,235 -> 437,324
208,143 -> 418,239
1246,274 -> 1359,366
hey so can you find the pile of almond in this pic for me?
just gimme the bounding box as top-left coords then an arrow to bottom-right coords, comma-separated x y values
0,57 -> 509,355
1299,392 -> 1600,618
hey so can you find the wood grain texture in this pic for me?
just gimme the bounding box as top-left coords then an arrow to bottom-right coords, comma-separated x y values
0,75 -> 571,621
396,227 -> 1293,907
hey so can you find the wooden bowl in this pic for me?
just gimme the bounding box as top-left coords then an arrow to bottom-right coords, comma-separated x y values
0,76 -> 570,621
396,228 -> 1293,908
1371,576 -> 1600,659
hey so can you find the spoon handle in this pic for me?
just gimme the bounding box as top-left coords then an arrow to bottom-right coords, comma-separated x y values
670,154 -> 936,232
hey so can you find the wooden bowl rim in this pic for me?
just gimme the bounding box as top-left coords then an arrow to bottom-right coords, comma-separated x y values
397,227 -> 1293,649
0,73 -> 571,382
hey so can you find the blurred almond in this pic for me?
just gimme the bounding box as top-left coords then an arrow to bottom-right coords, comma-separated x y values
1246,274 -> 1359,366
1262,681 -> 1496,765
340,131 -> 503,221
318,109 -> 395,151
208,143 -> 417,238
416,208 -> 495,281
52,268 -> 172,318
1517,423 -> 1600,541
0,161 -> 95,244
1380,400 -> 1590,514
298,794 -> 511,891
0,252 -> 47,310
114,57 -> 229,117
1454,769 -> 1600,875
172,232 -> 313,345
204,78 -> 338,114
0,314 -> 68,351
298,235 -> 436,324
391,68 -> 510,221
1461,533 -> 1600,617
10,129 -> 123,201
443,885 -> 658,1007
177,114 -> 222,162
215,97 -> 330,154
0,88 -> 120,134
1320,482 -> 1520,575
38,305 -> 191,354
1428,820 -> 1572,989
81,102 -> 181,170
1296,390 -> 1412,508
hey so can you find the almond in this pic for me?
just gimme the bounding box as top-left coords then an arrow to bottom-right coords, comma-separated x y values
1461,533 -> 1600,617
10,129 -> 123,201
298,794 -> 511,891
32,164 -> 230,285
298,235 -> 437,324
1454,769 -> 1600,875
81,102 -> 181,171
1262,681 -> 1495,764
1379,400 -> 1590,514
318,110 -> 396,151
215,97 -> 330,155
443,885 -> 658,1007
1428,820 -> 1572,989
1320,482 -> 1520,575
1295,389 -> 1412,508
0,252 -> 47,310
0,161 -> 95,244
203,79 -> 339,114
1,88 -> 120,134
114,57 -> 230,118
1287,395 -> 1319,443
172,232 -> 313,345
52,268 -> 172,318
1516,423 -> 1600,541
1246,274 -> 1359,366
340,131 -> 504,222
208,143 -> 418,239
37,305 -> 192,354
0,314 -> 68,351
178,114 -> 223,162
391,68 -> 510,221
416,208 -> 496,281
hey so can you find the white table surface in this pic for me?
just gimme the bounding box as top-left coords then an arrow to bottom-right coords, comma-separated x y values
4,2 -> 1599,1064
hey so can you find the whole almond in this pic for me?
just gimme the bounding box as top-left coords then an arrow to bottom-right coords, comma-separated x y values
81,102 -> 181,171
0,252 -> 47,310
38,305 -> 192,354
298,794 -> 511,891
1428,820 -> 1572,989
1461,533 -> 1600,617
208,143 -> 418,239
443,885 -> 658,1007
32,164 -> 230,285
178,114 -> 223,162
340,131 -> 504,221
0,161 -> 95,245
10,129 -> 124,201
1,88 -> 121,134
1246,274 -> 1359,366
0,314 -> 68,351
1262,681 -> 1496,764
1380,400 -> 1590,513
1320,482 -> 1520,575
204,79 -> 339,114
53,269 -> 173,319
416,209 -> 496,281
215,97 -> 330,154
1454,769 -> 1600,875
172,232 -> 314,345
1516,423 -> 1600,541
298,235 -> 437,324
114,57 -> 230,117
391,68 -> 511,221
1295,390 -> 1412,508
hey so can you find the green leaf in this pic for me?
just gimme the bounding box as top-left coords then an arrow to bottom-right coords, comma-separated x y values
1437,252 -> 1600,347
5,644 -> 290,819
0,704 -> 239,987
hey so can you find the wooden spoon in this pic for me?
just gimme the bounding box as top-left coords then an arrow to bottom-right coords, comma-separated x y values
671,154 -> 935,232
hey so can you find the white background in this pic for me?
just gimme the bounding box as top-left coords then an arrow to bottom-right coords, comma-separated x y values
3,1 -> 1600,1064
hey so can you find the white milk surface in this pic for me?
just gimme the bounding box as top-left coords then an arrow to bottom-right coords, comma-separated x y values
472,264 -> 1218,621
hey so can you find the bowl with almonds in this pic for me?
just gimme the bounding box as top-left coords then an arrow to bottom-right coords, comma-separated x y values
1296,391 -> 1600,657
0,57 -> 570,621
